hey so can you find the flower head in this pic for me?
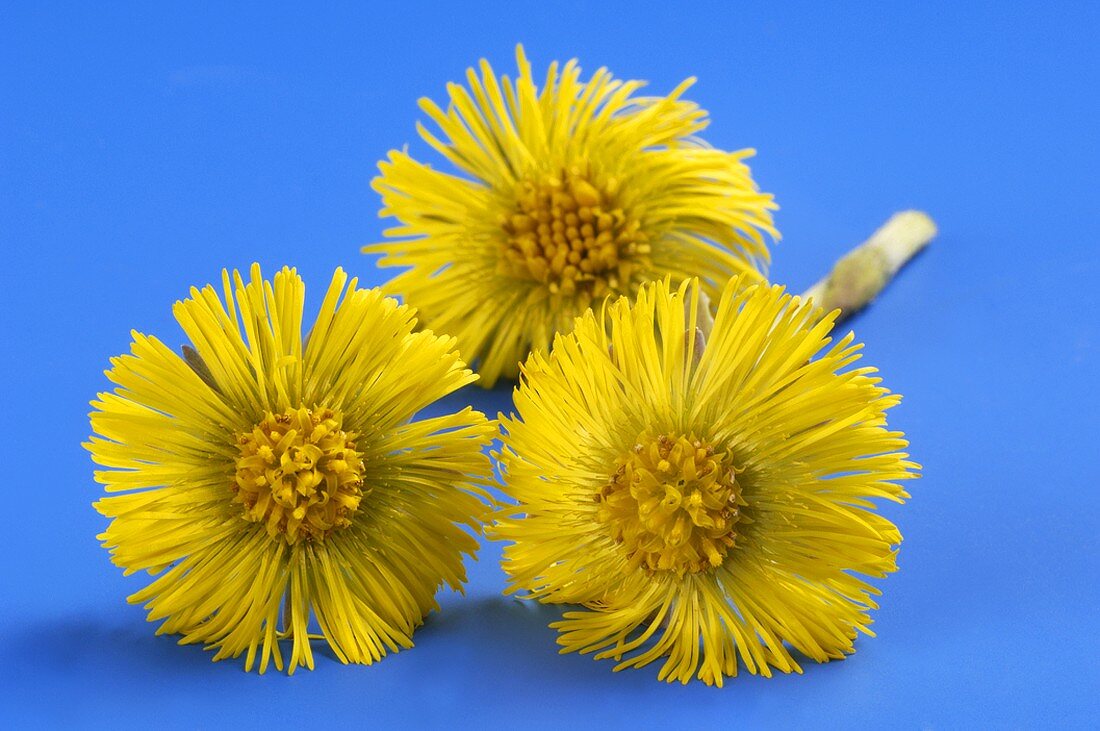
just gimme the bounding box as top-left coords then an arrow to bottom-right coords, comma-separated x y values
88,265 -> 494,673
492,277 -> 918,685
367,45 -> 777,386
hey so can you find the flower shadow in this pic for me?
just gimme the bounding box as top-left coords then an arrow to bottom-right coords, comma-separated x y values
412,594 -> 630,687
5,613 -> 251,682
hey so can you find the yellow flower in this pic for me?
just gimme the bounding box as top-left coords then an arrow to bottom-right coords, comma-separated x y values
492,277 -> 918,686
87,265 -> 494,673
366,45 -> 777,387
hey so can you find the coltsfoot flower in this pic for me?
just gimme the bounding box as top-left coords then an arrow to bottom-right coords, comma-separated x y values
87,265 -> 494,673
492,277 -> 918,685
366,45 -> 777,387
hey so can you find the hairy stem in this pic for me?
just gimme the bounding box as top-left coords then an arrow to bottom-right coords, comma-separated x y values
802,210 -> 937,319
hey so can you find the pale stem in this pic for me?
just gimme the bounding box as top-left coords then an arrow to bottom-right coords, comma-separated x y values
689,290 -> 713,365
801,210 -> 937,319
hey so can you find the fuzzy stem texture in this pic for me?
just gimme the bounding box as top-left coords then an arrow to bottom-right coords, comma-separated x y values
803,210 -> 937,318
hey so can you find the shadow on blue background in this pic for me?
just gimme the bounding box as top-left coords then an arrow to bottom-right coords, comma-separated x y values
2,1 -> 1097,728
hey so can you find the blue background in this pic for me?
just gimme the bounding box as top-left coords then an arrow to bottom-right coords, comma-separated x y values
2,2 -> 1097,727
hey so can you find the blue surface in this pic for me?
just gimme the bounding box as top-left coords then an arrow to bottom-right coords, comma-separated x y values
2,2 -> 1098,727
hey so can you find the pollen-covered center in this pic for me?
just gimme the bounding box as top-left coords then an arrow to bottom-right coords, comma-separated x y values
232,406 -> 366,544
499,167 -> 649,298
597,433 -> 744,575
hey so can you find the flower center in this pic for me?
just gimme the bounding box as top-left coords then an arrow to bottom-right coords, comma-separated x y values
499,167 -> 649,298
232,406 -> 366,544
596,433 -> 743,575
